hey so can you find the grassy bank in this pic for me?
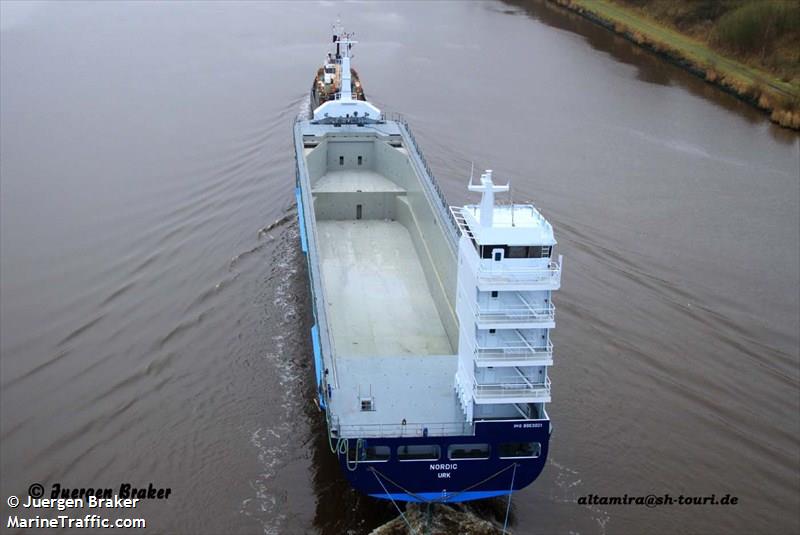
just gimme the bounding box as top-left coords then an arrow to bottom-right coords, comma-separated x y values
550,0 -> 800,129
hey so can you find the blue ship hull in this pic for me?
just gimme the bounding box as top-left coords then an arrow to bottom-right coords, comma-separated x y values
336,420 -> 550,502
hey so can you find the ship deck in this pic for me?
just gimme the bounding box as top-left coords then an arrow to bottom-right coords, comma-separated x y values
296,119 -> 467,433
317,220 -> 452,357
333,354 -> 463,433
313,169 -> 405,193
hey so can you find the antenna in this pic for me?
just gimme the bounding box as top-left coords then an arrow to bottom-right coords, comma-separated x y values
467,169 -> 509,228
468,161 -> 475,188
510,183 -> 515,227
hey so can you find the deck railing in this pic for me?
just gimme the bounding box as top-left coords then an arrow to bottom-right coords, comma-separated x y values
474,340 -> 553,363
473,376 -> 551,400
382,112 -> 460,255
294,123 -> 339,389
475,301 -> 555,324
333,421 -> 474,439
476,258 -> 562,287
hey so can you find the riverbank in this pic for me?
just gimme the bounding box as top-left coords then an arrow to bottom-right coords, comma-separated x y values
549,0 -> 800,130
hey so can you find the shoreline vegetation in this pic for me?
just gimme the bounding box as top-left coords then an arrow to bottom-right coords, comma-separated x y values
548,0 -> 800,130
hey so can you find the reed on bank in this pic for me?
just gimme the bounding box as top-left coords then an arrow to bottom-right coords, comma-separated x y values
552,0 -> 800,129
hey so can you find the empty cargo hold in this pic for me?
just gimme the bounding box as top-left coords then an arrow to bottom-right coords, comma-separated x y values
306,136 -> 457,357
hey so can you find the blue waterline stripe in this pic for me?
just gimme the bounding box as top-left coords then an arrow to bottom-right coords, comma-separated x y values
295,187 -> 308,253
311,324 -> 325,409
369,490 -> 510,503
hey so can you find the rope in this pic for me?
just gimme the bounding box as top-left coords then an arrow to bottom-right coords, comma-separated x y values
369,468 -> 418,535
331,437 -> 364,471
425,502 -> 432,535
324,406 -> 339,454
502,463 -> 518,534
327,429 -> 340,454
438,462 -> 519,503
345,438 -> 363,471
368,466 -> 431,503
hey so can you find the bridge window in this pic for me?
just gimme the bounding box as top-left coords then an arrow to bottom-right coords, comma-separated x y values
481,245 -> 506,259
448,444 -> 490,460
397,445 -> 440,461
527,246 -> 552,258
508,246 -> 527,258
496,246 -> 556,258
498,442 -> 541,459
358,155 -> 363,165
479,244 -> 553,259
339,156 -> 344,165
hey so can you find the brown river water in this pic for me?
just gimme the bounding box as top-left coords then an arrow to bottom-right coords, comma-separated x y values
1,1 -> 798,534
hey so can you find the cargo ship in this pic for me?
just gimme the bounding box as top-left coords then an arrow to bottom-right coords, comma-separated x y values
294,27 -> 562,503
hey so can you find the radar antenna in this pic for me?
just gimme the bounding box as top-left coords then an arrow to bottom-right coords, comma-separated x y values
467,169 -> 509,228
468,161 -> 475,188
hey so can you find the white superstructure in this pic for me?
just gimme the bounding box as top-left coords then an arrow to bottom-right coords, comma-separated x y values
452,171 -> 562,422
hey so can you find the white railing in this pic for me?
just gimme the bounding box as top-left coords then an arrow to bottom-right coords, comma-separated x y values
477,257 -> 562,287
293,127 -> 339,388
473,377 -> 551,399
474,340 -> 553,362
475,302 -> 555,324
449,206 -> 474,240
334,421 -> 474,439
387,116 -> 460,254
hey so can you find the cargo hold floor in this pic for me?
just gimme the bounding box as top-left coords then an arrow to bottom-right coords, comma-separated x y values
312,169 -> 405,193
317,220 -> 453,357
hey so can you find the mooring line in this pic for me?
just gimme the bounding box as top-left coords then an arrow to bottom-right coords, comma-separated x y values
502,463 -> 518,534
369,468 -> 418,535
368,466 -> 430,504
438,462 -> 518,503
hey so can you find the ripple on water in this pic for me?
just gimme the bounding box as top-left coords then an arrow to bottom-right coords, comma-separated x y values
239,221 -> 309,534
